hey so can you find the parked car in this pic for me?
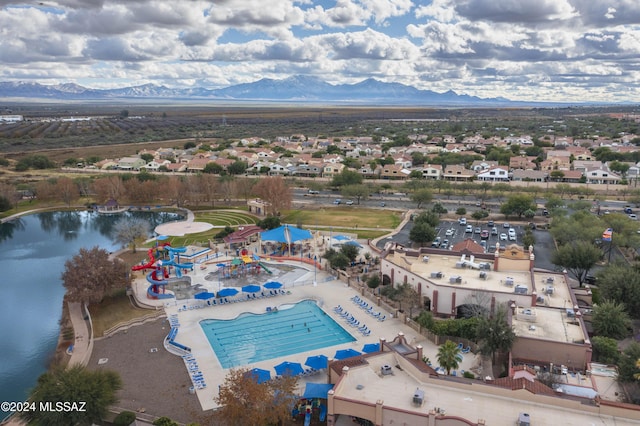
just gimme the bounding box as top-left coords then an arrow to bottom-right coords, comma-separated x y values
380,202 -> 386,207
481,230 -> 489,240
445,229 -> 455,237
629,214 -> 638,220
624,207 -> 633,214
585,275 -> 597,285
491,226 -> 498,235
508,228 -> 516,236
465,225 -> 473,233
500,233 -> 507,241
542,209 -> 549,216
487,220 -> 494,227
474,227 -> 481,234
431,237 -> 441,248
333,199 -> 341,205
440,239 -> 449,249
509,233 -> 517,241
459,217 -> 467,226
503,222 -> 510,228
307,189 -> 320,194
345,200 -> 354,205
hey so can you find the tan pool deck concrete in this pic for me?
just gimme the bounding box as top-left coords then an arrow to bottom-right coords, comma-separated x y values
133,258 -> 480,412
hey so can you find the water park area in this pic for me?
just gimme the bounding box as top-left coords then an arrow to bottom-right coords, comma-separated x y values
125,238 -> 481,415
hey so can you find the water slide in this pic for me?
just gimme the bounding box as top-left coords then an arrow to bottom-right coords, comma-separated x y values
132,242 -> 170,271
319,404 -> 326,422
304,411 -> 311,426
165,246 -> 193,277
258,262 -> 273,274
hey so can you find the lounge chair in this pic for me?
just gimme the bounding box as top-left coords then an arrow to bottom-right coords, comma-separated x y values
362,329 -> 371,336
372,312 -> 381,318
456,342 -> 464,350
461,346 -> 470,353
377,315 -> 386,322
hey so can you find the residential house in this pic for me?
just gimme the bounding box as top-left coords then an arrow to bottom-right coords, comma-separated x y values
165,163 -> 187,173
421,164 -> 442,180
512,170 -> 547,182
541,150 -> 571,171
393,155 -> 413,169
359,164 -> 380,179
117,156 -> 146,171
572,160 -> 603,174
509,156 -> 537,170
470,160 -> 498,172
144,159 -> 171,171
442,165 -> 475,181
585,168 -> 621,184
380,164 -> 410,180
322,163 -> 344,179
293,164 -> 322,177
476,166 -> 510,182
187,157 -> 212,173
95,159 -> 118,170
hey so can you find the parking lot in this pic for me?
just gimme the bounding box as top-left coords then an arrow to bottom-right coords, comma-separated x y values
432,219 -> 526,253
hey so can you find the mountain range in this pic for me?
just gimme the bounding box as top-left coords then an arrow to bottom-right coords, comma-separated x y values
0,75 -> 514,106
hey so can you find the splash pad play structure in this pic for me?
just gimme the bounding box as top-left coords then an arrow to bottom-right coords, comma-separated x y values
132,242 -> 195,300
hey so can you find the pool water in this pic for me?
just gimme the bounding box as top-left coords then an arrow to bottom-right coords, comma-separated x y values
200,300 -> 355,368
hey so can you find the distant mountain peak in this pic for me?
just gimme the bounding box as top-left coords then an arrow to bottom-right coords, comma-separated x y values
0,77 -> 515,106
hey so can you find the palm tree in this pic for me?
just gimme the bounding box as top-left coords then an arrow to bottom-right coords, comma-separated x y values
476,304 -> 516,364
437,340 -> 461,375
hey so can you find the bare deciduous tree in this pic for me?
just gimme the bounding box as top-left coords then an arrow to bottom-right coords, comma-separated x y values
62,246 -> 130,304
252,176 -> 292,216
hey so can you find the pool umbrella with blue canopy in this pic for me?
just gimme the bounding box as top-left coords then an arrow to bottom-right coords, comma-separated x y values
302,383 -> 334,399
304,354 -> 328,370
263,281 -> 283,289
274,361 -> 304,377
194,291 -> 216,300
344,240 -> 362,248
246,367 -> 271,384
333,235 -> 350,241
333,348 -> 362,360
242,284 -> 261,293
361,343 -> 380,353
217,288 -> 239,297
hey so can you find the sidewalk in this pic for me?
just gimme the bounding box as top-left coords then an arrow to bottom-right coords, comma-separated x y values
67,302 -> 91,366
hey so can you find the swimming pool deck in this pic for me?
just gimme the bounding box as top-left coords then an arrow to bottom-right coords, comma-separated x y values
158,275 -> 480,412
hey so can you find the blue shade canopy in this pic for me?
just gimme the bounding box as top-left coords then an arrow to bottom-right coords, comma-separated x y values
304,354 -> 328,370
333,348 -> 362,360
246,367 -> 271,384
157,235 -> 169,241
361,343 -> 380,353
263,281 -> 283,289
242,284 -> 261,293
260,225 -> 312,243
194,291 -> 216,300
217,288 -> 239,297
333,235 -> 350,241
274,361 -> 304,377
302,383 -> 334,399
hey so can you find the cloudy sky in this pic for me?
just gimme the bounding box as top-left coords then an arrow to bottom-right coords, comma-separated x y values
1,0 -> 639,102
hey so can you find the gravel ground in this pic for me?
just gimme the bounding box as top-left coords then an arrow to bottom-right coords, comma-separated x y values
88,317 -> 216,425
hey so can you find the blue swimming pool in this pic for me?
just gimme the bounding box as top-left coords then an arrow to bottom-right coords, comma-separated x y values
200,300 -> 356,368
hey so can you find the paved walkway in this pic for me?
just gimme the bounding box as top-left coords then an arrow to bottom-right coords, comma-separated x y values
68,302 -> 91,366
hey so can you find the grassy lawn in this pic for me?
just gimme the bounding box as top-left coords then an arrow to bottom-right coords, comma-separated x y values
89,289 -> 153,337
283,208 -> 401,230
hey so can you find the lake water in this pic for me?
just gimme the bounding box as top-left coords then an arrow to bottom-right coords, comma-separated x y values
0,210 -> 181,420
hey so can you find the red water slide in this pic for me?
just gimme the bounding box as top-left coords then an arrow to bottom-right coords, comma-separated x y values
131,242 -> 170,271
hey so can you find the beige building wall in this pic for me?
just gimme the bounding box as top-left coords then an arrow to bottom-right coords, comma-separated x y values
512,337 -> 591,370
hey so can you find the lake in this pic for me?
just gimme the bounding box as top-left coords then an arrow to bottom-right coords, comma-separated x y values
0,210 -> 182,420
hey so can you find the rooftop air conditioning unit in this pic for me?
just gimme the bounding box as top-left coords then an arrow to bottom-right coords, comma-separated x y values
413,388 -> 424,406
381,365 -> 393,376
518,412 -> 531,426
